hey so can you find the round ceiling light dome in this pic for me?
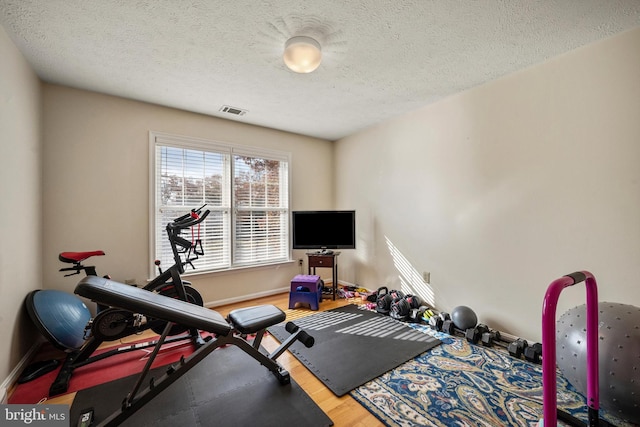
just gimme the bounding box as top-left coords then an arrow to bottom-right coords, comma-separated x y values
283,36 -> 322,73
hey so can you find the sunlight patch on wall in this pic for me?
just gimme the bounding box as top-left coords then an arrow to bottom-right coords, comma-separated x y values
385,236 -> 435,306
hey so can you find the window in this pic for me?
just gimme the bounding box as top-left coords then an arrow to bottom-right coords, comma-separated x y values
150,132 -> 290,276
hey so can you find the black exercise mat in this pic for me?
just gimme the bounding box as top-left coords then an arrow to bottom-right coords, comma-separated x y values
269,304 -> 442,396
70,345 -> 333,427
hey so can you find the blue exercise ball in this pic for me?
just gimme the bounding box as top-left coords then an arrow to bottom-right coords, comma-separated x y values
26,290 -> 90,350
556,302 -> 640,425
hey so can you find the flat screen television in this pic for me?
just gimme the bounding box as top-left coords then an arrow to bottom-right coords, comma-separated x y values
291,210 -> 356,251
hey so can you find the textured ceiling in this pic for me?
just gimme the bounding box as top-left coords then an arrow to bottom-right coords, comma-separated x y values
1,1 -> 639,141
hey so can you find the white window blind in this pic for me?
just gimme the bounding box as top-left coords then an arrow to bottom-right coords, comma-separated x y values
151,132 -> 290,275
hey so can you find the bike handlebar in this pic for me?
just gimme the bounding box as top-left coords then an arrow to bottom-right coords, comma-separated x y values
172,204 -> 207,224
165,206 -> 209,273
168,209 -> 210,231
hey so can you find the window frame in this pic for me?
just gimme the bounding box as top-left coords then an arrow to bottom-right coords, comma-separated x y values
149,131 -> 292,278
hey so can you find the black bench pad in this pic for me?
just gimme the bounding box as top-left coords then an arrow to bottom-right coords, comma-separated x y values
75,276 -> 232,336
228,305 -> 286,334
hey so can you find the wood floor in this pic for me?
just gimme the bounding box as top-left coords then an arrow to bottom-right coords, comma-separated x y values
23,292 -> 384,427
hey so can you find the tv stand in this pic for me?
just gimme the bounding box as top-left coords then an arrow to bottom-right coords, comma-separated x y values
307,252 -> 340,300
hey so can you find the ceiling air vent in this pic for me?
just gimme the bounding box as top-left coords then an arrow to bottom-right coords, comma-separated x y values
219,105 -> 247,116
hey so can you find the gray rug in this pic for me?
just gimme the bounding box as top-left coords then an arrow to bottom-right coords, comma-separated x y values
70,344 -> 333,426
269,304 -> 441,396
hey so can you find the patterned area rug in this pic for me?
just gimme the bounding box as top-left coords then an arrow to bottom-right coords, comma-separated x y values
351,326 -> 632,427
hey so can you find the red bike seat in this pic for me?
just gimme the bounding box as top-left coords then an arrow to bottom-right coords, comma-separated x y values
59,251 -> 105,264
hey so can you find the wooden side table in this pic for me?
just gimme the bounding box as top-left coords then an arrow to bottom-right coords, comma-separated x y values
307,252 -> 340,300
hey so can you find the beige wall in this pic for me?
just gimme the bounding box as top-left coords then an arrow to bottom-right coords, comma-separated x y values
0,27 -> 42,394
42,85 -> 334,307
335,28 -> 640,342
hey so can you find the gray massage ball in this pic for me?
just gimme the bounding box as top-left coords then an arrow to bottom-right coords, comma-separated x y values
556,302 -> 640,424
451,305 -> 478,330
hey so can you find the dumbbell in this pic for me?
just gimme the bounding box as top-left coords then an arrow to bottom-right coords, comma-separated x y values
480,330 -> 502,347
480,330 -> 528,355
465,323 -> 489,344
429,312 -> 450,331
481,330 -> 530,360
409,305 -> 431,323
507,338 -> 528,359
480,330 -> 517,350
422,308 -> 435,320
523,342 -> 542,363
441,318 -> 466,337
415,306 -> 435,323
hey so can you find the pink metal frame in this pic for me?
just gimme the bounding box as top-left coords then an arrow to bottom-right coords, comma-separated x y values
541,271 -> 600,425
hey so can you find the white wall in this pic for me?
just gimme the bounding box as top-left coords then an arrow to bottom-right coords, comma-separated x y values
0,27 -> 42,390
42,85 -> 334,307
334,28 -> 640,342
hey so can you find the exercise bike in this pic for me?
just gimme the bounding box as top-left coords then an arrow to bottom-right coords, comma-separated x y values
82,206 -> 208,339
24,206 -> 210,396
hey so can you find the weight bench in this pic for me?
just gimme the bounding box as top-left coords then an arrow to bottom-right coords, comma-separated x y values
74,275 -> 314,427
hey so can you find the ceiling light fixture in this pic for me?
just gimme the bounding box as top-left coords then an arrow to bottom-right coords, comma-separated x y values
283,36 -> 322,73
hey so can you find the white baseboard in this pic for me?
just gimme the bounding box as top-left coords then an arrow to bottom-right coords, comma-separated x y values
1,340 -> 42,404
337,279 -> 355,288
202,280 -> 371,310
337,280 -> 374,292
204,286 -> 290,308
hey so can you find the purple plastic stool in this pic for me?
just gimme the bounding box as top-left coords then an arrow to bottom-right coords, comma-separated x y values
288,291 -> 320,310
289,275 -> 322,310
